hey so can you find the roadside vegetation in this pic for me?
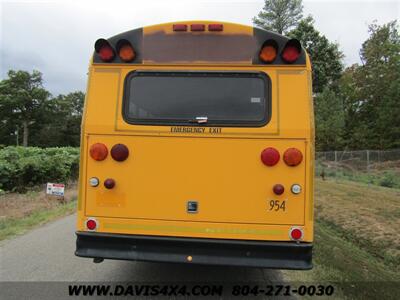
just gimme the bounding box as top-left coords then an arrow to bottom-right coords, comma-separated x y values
284,179 -> 400,299
0,146 -> 79,241
316,159 -> 400,189
0,184 -> 77,241
0,146 -> 79,192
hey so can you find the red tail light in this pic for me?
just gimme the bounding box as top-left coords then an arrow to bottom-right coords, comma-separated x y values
90,143 -> 108,161
259,40 -> 278,63
111,144 -> 129,162
173,24 -> 187,31
104,178 -> 115,189
191,24 -> 205,31
281,39 -> 301,63
208,24 -> 223,31
117,39 -> 135,62
283,148 -> 303,166
95,39 -> 115,62
261,147 -> 280,166
273,184 -> 285,195
86,218 -> 97,231
290,227 -> 303,241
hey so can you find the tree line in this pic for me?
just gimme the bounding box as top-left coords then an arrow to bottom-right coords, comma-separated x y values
0,70 -> 84,147
254,0 -> 399,151
0,1 -> 399,151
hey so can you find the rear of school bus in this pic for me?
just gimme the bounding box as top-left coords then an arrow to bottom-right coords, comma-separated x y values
75,21 -> 314,269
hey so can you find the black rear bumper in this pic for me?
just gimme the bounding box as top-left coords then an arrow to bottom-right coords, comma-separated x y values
75,232 -> 312,270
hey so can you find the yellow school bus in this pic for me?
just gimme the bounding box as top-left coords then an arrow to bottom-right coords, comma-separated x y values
75,21 -> 314,269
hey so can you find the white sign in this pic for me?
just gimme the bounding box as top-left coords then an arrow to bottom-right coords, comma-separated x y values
46,183 -> 65,196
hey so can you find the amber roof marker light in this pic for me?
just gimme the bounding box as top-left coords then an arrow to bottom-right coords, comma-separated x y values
259,39 -> 278,63
116,39 -> 136,62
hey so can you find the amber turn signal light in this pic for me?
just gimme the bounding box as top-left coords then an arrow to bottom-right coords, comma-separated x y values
89,143 -> 108,161
283,148 -> 303,166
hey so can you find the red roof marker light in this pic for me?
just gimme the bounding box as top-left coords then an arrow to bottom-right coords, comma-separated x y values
173,24 -> 187,31
281,39 -> 301,63
95,38 -> 115,62
208,24 -> 223,31
191,24 -> 205,31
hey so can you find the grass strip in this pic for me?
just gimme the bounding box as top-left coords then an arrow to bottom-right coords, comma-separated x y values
0,200 -> 76,241
284,220 -> 399,299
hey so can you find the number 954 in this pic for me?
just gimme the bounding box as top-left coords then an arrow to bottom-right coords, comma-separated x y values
269,200 -> 286,212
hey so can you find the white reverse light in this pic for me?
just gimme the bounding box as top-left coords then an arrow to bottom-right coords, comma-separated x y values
89,177 -> 100,187
291,184 -> 302,194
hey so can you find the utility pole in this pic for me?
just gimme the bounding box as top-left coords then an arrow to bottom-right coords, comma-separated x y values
15,128 -> 19,146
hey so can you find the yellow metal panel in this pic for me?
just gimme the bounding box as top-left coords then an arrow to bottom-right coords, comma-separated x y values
84,68 -> 121,132
85,135 -> 306,225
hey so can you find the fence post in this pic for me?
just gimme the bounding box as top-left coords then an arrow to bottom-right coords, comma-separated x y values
367,150 -> 370,173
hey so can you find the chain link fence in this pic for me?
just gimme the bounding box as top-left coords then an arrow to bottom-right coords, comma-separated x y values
316,149 -> 400,188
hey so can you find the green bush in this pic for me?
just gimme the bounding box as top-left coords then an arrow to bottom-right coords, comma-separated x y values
0,146 -> 79,192
316,161 -> 400,189
379,171 -> 397,188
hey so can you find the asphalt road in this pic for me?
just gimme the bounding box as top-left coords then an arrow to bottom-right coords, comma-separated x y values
0,214 -> 286,299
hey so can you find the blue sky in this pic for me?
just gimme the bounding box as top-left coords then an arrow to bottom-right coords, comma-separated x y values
1,0 -> 398,95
